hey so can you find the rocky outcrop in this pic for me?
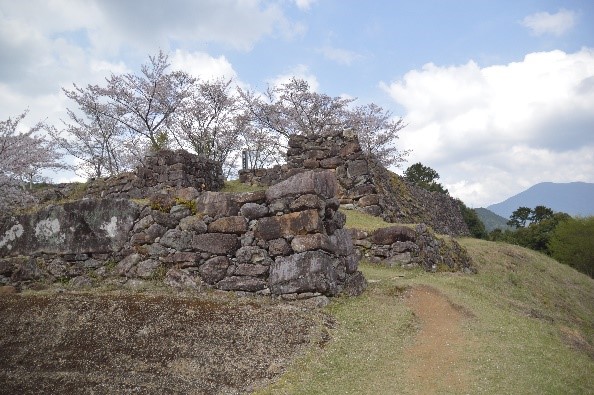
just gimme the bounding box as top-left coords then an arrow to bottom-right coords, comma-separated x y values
239,130 -> 469,236
0,170 -> 365,298
350,224 -> 474,273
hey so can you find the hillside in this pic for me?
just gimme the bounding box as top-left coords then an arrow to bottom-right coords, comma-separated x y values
488,182 -> 594,219
475,207 -> 513,232
2,209 -> 593,394
258,237 -> 594,394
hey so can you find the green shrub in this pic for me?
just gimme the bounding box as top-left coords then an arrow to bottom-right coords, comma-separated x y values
548,216 -> 594,278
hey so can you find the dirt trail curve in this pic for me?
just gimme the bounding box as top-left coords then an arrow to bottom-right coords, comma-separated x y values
404,285 -> 474,395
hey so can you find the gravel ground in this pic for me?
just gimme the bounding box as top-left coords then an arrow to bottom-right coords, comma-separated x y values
0,289 -> 325,394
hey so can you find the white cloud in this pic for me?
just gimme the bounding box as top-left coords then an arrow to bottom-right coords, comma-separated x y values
521,9 -> 577,36
92,0 -> 298,53
295,0 -> 318,11
382,48 -> 594,207
170,50 -> 237,81
318,46 -> 363,65
267,64 -> 320,91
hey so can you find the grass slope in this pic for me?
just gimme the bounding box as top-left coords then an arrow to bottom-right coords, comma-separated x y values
257,212 -> 594,394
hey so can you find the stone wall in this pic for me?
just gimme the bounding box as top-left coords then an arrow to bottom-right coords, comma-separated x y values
349,224 -> 474,273
0,170 -> 366,298
239,130 -> 470,236
85,149 -> 224,199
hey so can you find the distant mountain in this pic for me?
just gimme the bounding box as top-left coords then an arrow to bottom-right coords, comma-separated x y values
487,182 -> 594,219
474,208 -> 513,232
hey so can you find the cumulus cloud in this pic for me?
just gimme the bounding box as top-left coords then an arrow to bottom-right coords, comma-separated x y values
382,48 -> 594,206
521,9 -> 577,36
267,64 -> 320,91
0,0 -> 289,121
170,50 -> 237,81
93,0 -> 301,52
318,46 -> 363,65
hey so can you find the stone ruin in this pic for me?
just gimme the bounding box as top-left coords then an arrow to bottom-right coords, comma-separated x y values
1,133 -> 476,294
239,129 -> 470,236
0,170 -> 366,297
84,149 -> 225,199
349,224 -> 474,273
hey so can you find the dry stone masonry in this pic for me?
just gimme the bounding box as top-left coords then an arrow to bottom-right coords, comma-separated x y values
239,129 -> 470,236
0,170 -> 366,297
84,149 -> 224,199
350,224 -> 474,273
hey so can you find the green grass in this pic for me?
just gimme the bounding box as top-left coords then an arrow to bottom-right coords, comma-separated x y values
256,239 -> 594,395
220,179 -> 266,193
341,208 -> 420,234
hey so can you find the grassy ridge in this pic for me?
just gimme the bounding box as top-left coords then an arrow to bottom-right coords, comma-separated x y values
224,182 -> 594,393
257,232 -> 594,394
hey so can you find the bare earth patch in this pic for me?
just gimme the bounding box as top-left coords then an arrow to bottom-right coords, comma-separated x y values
404,285 -> 473,395
0,290 -> 322,394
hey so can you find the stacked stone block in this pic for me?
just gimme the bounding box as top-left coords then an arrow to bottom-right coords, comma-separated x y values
350,224 -> 474,273
0,171 -> 366,297
239,129 -> 470,236
85,149 -> 224,199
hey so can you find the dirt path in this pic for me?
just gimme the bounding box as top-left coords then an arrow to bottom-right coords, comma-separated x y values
404,285 -> 473,395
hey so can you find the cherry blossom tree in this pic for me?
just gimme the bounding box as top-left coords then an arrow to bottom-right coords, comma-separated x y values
239,78 -> 408,167
350,103 -> 408,167
239,124 -> 285,170
239,78 -> 354,139
170,78 -> 245,176
48,85 -> 131,179
0,111 -> 66,210
84,51 -> 195,150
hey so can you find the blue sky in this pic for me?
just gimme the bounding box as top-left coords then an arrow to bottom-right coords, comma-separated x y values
1,0 -> 593,207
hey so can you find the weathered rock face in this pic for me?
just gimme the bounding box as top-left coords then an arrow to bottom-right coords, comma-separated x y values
0,199 -> 140,256
0,170 -> 365,298
84,149 -> 224,199
270,251 -> 339,295
239,130 -> 470,236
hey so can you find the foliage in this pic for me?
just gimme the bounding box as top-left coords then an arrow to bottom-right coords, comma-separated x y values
549,216 -> 594,278
170,78 -> 244,177
175,197 -> 198,215
493,211 -> 571,254
507,205 -> 554,228
81,51 -> 195,150
507,206 -> 532,228
457,200 -> 487,239
49,85 -> 133,178
239,78 -> 354,139
238,77 -> 408,168
347,103 -> 409,167
0,111 -> 66,210
404,162 -> 448,194
530,205 -> 554,223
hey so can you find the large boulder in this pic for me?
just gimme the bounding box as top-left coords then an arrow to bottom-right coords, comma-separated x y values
199,256 -> 230,284
208,216 -> 248,234
371,225 -> 417,245
195,192 -> 239,218
192,234 -> 239,255
0,199 -> 140,256
269,251 -> 339,296
254,210 -> 322,241
266,170 -> 338,201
